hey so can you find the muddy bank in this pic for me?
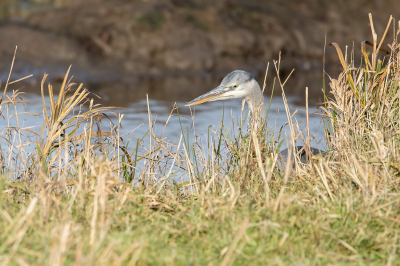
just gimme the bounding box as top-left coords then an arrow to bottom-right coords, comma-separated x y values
0,0 -> 398,80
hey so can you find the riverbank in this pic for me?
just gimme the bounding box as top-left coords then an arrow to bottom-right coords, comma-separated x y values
1,0 -> 399,80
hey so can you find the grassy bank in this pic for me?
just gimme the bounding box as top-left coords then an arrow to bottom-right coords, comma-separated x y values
0,16 -> 400,265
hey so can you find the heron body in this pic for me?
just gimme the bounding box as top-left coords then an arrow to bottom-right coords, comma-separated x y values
276,146 -> 325,171
187,70 -> 325,170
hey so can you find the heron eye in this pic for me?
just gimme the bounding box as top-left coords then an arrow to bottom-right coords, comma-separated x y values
233,85 -> 238,88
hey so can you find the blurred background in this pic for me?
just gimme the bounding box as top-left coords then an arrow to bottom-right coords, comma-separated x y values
0,0 -> 398,146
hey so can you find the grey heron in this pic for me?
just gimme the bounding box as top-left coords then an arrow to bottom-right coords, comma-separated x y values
186,70 -> 325,170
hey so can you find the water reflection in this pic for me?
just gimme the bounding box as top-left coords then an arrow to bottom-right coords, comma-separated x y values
2,70 -> 329,153
84,69 -> 332,108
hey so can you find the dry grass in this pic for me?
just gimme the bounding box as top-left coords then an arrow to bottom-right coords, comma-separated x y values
0,15 -> 399,265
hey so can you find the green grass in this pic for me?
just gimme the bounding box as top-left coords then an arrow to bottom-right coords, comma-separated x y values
1,179 -> 399,265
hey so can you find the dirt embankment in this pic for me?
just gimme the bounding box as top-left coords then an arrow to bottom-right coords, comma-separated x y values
0,0 -> 398,79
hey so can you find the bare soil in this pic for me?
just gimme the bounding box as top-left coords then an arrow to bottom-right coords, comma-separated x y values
0,0 -> 398,79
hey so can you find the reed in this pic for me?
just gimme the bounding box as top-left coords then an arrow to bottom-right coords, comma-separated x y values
0,15 -> 399,265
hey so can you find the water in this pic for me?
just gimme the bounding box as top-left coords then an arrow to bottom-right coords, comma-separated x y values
2,70 -> 329,153
0,69 -> 330,183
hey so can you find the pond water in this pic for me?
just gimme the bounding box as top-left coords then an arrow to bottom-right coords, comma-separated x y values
1,69 -> 330,153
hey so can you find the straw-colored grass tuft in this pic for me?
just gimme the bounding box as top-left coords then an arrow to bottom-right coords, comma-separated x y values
0,15 -> 399,265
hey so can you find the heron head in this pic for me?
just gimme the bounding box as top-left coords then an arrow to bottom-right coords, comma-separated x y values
186,70 -> 256,106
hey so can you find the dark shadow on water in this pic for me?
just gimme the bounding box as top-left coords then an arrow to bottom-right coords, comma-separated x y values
2,68 -> 333,151
14,68 -> 337,109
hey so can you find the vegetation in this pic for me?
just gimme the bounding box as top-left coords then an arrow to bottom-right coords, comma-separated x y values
0,15 -> 399,265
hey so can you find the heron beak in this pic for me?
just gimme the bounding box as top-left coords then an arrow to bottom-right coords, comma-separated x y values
186,86 -> 228,106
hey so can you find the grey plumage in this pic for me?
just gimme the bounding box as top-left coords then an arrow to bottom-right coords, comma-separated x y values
220,70 -> 254,87
187,70 -> 326,171
276,146 -> 326,171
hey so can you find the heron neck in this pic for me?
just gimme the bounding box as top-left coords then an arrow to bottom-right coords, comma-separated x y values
245,79 -> 267,124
